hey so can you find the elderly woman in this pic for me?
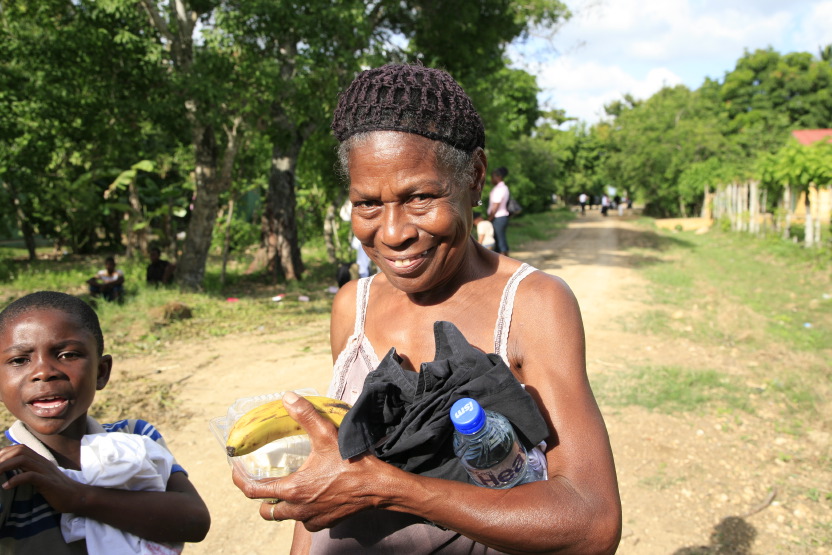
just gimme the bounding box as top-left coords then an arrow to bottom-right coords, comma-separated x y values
233,64 -> 621,554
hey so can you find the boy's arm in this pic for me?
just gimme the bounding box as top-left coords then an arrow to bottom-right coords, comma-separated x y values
71,471 -> 210,543
0,445 -> 210,543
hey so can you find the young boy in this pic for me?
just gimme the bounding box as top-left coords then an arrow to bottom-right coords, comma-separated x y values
0,291 -> 210,553
87,256 -> 125,302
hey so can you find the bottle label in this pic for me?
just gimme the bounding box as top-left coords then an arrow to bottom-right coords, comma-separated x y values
467,444 -> 527,488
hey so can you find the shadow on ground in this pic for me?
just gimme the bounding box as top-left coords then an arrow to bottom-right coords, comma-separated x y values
513,219 -> 694,272
673,516 -> 757,554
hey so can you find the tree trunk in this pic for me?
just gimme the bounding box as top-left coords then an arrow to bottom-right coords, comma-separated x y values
124,177 -> 147,259
3,181 -> 37,261
176,122 -> 220,289
140,0 -> 236,289
761,189 -> 768,233
220,196 -> 235,286
782,187 -> 792,240
324,203 -> 338,264
804,187 -> 815,247
254,143 -> 305,281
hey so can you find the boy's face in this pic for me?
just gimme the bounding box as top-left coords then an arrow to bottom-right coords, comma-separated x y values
0,308 -> 111,442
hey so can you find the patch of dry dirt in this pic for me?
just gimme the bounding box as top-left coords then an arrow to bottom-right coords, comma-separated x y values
107,211 -> 831,554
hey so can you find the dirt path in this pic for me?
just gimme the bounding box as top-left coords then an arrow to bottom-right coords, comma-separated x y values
115,211 -> 829,554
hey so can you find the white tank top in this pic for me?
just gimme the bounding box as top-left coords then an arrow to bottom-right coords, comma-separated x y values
327,263 -> 535,405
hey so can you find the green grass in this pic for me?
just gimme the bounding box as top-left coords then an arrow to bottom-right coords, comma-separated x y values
613,221 -> 831,433
0,207 -> 582,352
507,206 -> 575,246
594,365 -> 751,414
639,462 -> 684,490
636,228 -> 832,353
0,241 -> 339,357
0,209 -> 574,357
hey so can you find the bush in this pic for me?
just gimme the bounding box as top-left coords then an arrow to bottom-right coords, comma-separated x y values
211,216 -> 260,254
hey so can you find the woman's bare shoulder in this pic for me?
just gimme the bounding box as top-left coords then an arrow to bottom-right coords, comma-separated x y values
518,267 -> 577,307
508,269 -> 585,374
330,280 -> 360,359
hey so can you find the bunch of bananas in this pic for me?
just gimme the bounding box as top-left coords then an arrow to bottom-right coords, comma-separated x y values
225,395 -> 351,457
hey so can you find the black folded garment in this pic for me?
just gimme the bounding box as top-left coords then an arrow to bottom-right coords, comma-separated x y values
337,321 -> 549,483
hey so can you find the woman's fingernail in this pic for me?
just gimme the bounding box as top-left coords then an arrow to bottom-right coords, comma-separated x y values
282,391 -> 300,405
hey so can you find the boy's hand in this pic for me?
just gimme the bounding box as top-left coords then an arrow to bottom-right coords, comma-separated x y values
0,444 -> 84,513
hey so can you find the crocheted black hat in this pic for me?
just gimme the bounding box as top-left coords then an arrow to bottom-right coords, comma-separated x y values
332,64 -> 485,152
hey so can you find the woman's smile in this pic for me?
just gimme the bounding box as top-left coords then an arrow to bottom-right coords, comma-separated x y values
384,248 -> 432,271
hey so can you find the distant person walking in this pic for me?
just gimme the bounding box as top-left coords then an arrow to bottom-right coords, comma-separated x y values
579,192 -> 588,215
601,194 -> 610,217
487,167 -> 510,255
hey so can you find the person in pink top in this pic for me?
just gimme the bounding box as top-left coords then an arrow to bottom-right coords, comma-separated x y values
232,63 -> 621,555
487,167 -> 511,255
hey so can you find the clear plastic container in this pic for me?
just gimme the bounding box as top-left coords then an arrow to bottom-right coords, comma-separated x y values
209,389 -> 317,485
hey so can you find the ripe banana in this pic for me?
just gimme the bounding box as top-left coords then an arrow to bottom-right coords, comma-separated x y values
225,395 -> 351,457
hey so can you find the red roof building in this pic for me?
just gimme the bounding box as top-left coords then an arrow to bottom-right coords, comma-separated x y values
791,129 -> 832,145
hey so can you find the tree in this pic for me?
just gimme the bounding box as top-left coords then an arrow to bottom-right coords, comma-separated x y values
238,0 -> 570,280
1,0 -> 184,257
209,0 -> 374,281
760,138 -> 832,246
720,48 -> 832,156
401,1 -> 570,214
602,85 -> 730,216
2,0 -> 571,284
137,0 -> 243,289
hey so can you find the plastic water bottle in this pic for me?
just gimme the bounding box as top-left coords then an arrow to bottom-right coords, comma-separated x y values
450,397 -> 546,489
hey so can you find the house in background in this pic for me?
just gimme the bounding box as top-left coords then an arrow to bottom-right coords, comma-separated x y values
789,129 -> 832,229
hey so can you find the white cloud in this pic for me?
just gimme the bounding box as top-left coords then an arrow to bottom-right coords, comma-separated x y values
510,0 -> 832,124
533,56 -> 683,122
792,1 -> 832,53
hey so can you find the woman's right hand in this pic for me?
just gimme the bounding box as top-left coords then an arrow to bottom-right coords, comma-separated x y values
231,392 -> 383,531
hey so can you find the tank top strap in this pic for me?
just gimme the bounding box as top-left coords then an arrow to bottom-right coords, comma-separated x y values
493,263 -> 535,365
353,274 -> 376,336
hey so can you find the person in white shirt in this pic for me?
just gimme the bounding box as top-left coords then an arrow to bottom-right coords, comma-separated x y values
473,213 -> 495,250
487,167 -> 510,255
87,256 -> 125,302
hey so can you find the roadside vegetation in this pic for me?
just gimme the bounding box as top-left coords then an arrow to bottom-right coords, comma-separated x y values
0,207 -> 577,357
1,209 -> 830,549
2,208 -> 828,435
596,222 -> 831,441
2,3 -> 829,292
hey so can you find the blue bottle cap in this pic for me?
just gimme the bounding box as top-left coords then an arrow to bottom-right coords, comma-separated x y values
450,398 -> 485,435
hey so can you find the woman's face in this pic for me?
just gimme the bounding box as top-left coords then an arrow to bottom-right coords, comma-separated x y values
348,132 -> 483,295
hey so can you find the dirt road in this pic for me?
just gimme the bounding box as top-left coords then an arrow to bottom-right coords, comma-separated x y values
117,211 -> 829,554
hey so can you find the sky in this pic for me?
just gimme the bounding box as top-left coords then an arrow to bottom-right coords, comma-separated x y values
508,0 -> 832,125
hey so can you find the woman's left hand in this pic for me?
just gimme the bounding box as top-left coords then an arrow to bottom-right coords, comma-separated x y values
231,392 -> 381,531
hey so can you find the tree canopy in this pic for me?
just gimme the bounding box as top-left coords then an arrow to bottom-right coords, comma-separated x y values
2,1 -> 830,283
